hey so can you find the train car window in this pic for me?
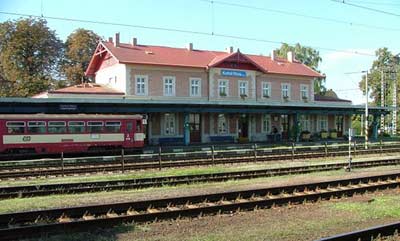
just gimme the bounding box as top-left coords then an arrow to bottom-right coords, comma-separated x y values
105,121 -> 121,133
6,121 -> 25,134
27,121 -> 46,134
127,122 -> 133,132
136,120 -> 142,132
68,121 -> 85,133
48,121 -> 67,133
87,121 -> 103,133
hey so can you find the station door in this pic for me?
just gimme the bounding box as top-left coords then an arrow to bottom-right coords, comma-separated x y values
189,114 -> 201,143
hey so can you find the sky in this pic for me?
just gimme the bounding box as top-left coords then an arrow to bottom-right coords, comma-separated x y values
1,0 -> 400,104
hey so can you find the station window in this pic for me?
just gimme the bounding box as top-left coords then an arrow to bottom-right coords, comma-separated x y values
217,114 -> 227,134
48,121 -> 67,133
262,114 -> 271,133
281,83 -> 290,99
318,116 -> 328,131
27,121 -> 46,134
164,113 -> 175,135
300,85 -> 309,99
163,76 -> 176,96
105,121 -> 121,133
218,80 -> 228,97
262,82 -> 271,98
68,121 -> 85,133
135,75 -> 148,96
87,121 -> 103,133
239,81 -> 248,97
190,78 -> 201,97
6,121 -> 25,134
300,115 -> 311,131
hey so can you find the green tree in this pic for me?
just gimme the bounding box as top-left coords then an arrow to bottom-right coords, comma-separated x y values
359,48 -> 400,106
275,43 -> 326,94
62,28 -> 100,85
0,18 -> 63,97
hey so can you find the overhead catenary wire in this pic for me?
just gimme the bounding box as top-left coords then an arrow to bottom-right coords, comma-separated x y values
0,11 -> 375,57
346,0 -> 400,7
330,0 -> 400,18
199,0 -> 400,32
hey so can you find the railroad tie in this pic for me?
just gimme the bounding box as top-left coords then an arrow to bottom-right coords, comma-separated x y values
127,207 -> 139,215
82,211 -> 95,220
58,213 -> 72,223
106,209 -> 119,218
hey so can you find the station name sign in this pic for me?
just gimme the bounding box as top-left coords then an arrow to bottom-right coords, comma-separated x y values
221,69 -> 247,77
59,104 -> 78,111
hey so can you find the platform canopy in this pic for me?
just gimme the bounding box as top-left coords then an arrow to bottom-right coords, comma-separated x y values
0,98 -> 390,115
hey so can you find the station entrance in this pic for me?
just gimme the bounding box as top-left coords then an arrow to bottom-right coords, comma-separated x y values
189,113 -> 201,143
238,114 -> 249,139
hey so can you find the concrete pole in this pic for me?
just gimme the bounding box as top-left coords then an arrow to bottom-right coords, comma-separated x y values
393,77 -> 397,136
381,70 -> 385,134
365,71 -> 369,149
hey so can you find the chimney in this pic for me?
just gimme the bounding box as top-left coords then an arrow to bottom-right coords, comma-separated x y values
114,32 -> 120,47
226,46 -> 233,53
131,37 -> 137,46
287,51 -> 294,63
271,50 -> 276,61
187,42 -> 193,51
108,37 -> 113,43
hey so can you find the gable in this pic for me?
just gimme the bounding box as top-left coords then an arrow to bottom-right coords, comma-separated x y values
208,51 -> 266,72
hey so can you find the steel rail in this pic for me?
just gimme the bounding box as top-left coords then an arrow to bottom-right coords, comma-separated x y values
1,158 -> 400,199
0,145 -> 399,180
0,173 -> 399,240
318,221 -> 400,241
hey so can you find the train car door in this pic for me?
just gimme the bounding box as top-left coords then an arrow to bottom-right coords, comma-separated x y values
133,119 -> 145,145
125,121 -> 134,146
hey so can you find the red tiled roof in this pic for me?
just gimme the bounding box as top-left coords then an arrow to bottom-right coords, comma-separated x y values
49,83 -> 124,95
86,41 -> 323,78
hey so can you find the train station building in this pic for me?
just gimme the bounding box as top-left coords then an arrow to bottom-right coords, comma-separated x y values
4,33 -> 387,146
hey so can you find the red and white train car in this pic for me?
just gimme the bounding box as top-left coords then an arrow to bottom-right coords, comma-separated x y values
0,114 -> 145,154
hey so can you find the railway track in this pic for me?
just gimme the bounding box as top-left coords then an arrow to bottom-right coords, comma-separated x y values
0,172 -> 399,240
1,157 -> 400,199
0,143 -> 399,179
318,221 -> 400,241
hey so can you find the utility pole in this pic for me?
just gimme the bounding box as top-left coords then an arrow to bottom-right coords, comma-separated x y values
365,71 -> 369,149
393,75 -> 397,135
381,70 -> 385,134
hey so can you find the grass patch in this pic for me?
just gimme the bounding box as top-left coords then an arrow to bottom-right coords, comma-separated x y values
1,152 -> 397,188
38,223 -> 134,241
0,165 -> 399,214
328,195 -> 400,220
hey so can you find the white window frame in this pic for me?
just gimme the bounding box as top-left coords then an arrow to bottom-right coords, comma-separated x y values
262,82 -> 271,98
164,113 -> 176,135
281,83 -> 291,100
300,115 -> 311,131
238,80 -> 248,97
189,78 -> 201,97
317,115 -> 328,132
218,79 -> 229,97
217,114 -> 228,134
262,114 -> 271,133
135,75 -> 148,96
300,84 -> 309,100
163,76 -> 176,96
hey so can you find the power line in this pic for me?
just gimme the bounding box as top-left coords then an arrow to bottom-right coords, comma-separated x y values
331,0 -> 400,18
199,0 -> 400,32
347,0 -> 400,7
0,10 -> 376,57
